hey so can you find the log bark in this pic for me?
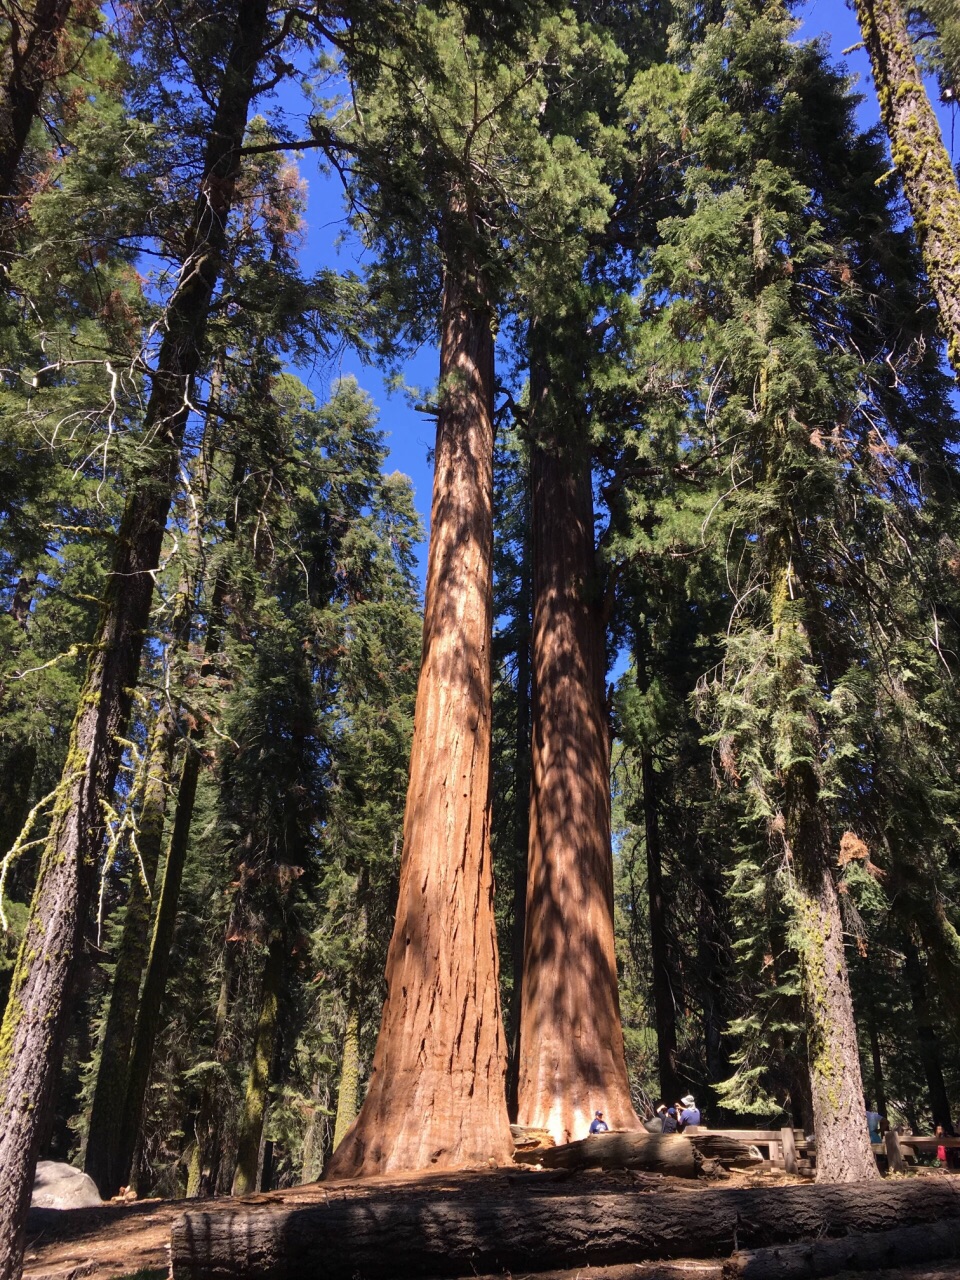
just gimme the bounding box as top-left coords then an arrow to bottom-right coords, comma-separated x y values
540,1132 -> 698,1177
0,9 -> 269,1276
322,191 -> 512,1178
517,337 -> 639,1143
723,1218 -> 960,1278
170,1176 -> 960,1280
537,1131 -> 761,1176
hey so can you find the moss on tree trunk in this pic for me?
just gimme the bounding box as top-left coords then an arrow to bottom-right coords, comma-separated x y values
853,0 -> 960,377
332,1001 -> 361,1155
232,937 -> 285,1196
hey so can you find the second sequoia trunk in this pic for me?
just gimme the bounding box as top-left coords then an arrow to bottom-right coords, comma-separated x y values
323,195 -> 512,1178
517,363 -> 640,1143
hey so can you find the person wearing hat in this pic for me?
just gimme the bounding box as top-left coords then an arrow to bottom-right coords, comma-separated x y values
657,1103 -> 679,1134
589,1109 -> 609,1134
677,1095 -> 701,1130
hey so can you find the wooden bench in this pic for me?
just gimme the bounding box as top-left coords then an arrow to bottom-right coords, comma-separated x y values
685,1127 -> 960,1174
682,1126 -> 812,1172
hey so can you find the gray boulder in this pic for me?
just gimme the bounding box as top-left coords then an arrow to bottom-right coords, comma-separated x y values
31,1161 -> 102,1210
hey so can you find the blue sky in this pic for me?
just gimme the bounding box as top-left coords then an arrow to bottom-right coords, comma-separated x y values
284,1 -> 959,582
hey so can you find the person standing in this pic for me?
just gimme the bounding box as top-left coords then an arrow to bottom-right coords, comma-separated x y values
589,1110 -> 609,1134
677,1095 -> 701,1130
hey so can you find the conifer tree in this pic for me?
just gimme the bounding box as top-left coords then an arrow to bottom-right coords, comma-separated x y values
325,7 -> 614,1177
0,4 -> 272,1268
852,0 -> 960,376
0,0 -> 76,215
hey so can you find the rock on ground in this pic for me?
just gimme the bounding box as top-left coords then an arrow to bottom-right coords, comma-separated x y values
31,1163 -> 103,1211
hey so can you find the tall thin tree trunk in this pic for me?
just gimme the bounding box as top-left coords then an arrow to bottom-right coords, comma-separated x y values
118,740 -> 202,1193
866,991 -> 888,1119
299,1075 -> 324,1185
324,195 -> 512,1179
0,7 -> 268,1268
506,482 -> 531,1122
82,706 -> 176,1196
332,1000 -> 361,1153
770,565 -> 878,1183
232,936 -> 285,1196
640,744 -> 681,1103
186,940 -> 240,1198
852,0 -> 960,377
517,347 -> 640,1144
84,372 -> 221,1198
0,0 -> 73,214
904,940 -> 956,1135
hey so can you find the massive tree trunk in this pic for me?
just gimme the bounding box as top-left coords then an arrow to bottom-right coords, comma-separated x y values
323,195 -> 512,1179
0,0 -> 73,214
0,9 -> 268,1270
232,935 -> 286,1196
852,0 -> 960,378
517,349 -> 640,1144
771,567 -> 878,1183
640,741 -> 681,1103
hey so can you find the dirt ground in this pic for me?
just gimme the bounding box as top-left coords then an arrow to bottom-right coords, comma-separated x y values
20,1164 -> 959,1280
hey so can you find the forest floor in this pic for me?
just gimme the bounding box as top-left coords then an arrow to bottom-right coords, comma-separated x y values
21,1165 -> 960,1280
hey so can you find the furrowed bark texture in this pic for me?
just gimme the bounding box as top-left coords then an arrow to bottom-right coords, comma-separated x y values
323,203 -> 512,1178
232,936 -> 285,1195
83,705 -> 176,1197
771,569 -> 877,1184
517,417 -> 639,1144
0,0 -> 73,210
852,0 -> 960,377
170,1178 -> 960,1280
332,1000 -> 361,1153
0,8 -> 268,1273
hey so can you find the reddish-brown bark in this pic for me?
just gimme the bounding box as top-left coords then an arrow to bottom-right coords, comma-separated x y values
516,401 -> 640,1144
323,201 -> 512,1179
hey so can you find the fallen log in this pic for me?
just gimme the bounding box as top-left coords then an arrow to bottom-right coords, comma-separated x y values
723,1217 -> 960,1278
539,1132 -> 698,1176
537,1132 -> 762,1176
170,1171 -> 960,1280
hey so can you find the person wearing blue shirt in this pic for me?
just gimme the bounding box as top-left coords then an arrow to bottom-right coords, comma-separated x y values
658,1105 -> 679,1134
677,1095 -> 701,1130
589,1110 -> 609,1134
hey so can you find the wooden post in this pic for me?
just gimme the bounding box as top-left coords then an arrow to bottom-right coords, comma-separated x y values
781,1125 -> 797,1174
885,1128 -> 907,1174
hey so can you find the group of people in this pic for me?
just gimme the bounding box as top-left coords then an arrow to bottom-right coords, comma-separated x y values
587,1095 -> 702,1137
655,1095 -> 701,1134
